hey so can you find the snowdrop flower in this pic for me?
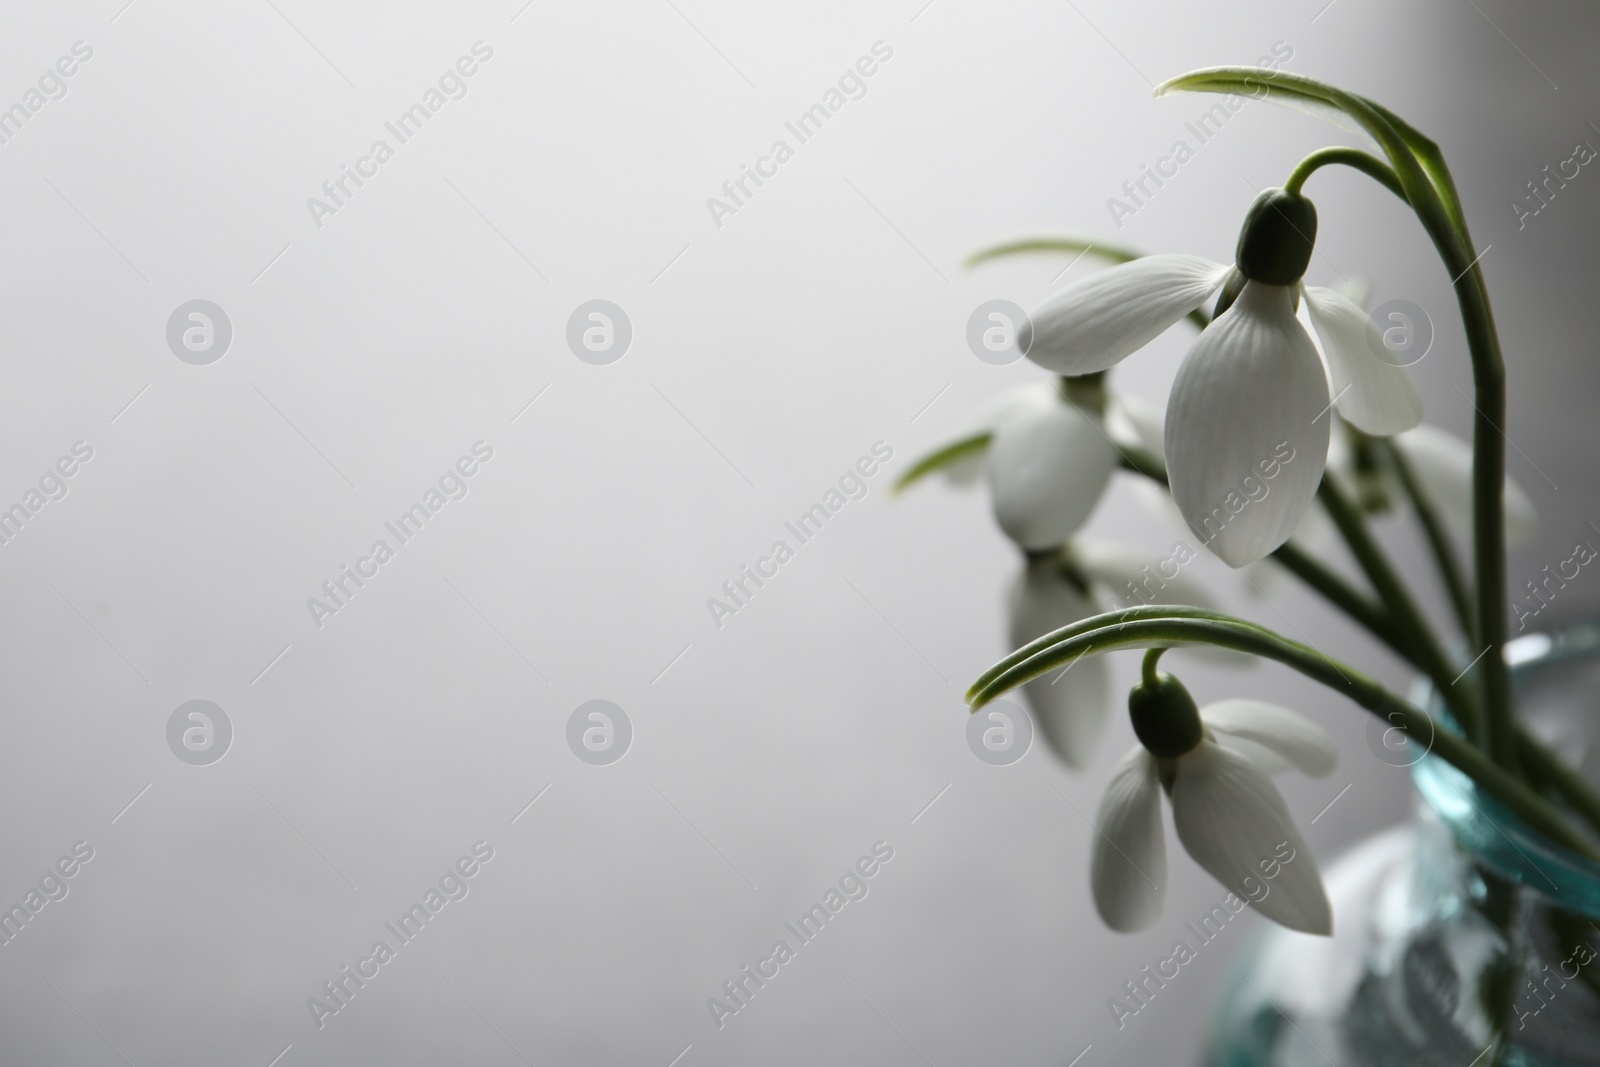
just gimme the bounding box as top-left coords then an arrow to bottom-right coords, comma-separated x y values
905,378 -> 1159,498
986,387 -> 1118,549
1091,669 -> 1336,934
1007,542 -> 1222,767
1019,189 -> 1423,567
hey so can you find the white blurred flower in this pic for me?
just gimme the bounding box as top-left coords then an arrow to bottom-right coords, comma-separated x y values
915,382 -> 1159,493
1091,696 -> 1336,935
1019,211 -> 1423,566
987,395 -> 1118,549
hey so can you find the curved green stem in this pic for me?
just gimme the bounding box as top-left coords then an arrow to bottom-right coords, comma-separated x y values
1373,105 -> 1517,769
967,612 -> 1598,860
968,603 -> 1231,699
1284,146 -> 1408,202
1141,646 -> 1166,687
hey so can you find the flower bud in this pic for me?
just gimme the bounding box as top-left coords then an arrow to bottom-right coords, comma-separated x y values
1128,671 -> 1204,758
1235,188 -> 1317,286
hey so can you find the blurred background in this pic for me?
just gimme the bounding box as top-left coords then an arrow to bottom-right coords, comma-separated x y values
0,0 -> 1595,1063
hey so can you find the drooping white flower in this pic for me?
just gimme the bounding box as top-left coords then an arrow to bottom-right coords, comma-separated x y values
908,380 -> 1161,492
986,391 -> 1118,550
1090,692 -> 1336,935
1164,281 -> 1333,568
1017,189 -> 1424,567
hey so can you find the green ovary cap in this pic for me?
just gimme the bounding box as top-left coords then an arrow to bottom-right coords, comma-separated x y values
1128,672 -> 1205,759
1235,188 -> 1317,286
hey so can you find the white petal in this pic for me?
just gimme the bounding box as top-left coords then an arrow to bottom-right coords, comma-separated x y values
1201,700 -> 1338,778
1164,282 -> 1331,568
987,401 -> 1118,549
1106,391 -> 1166,455
1090,745 -> 1168,932
1007,560 -> 1113,768
1302,286 -> 1423,436
1072,539 -> 1217,612
1021,255 -> 1229,375
1171,742 -> 1332,934
1210,734 -> 1295,776
1394,423 -> 1538,545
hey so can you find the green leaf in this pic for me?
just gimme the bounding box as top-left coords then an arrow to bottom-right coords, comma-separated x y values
965,604 -> 1236,704
1155,69 -> 1455,249
964,237 -> 1146,270
894,432 -> 990,494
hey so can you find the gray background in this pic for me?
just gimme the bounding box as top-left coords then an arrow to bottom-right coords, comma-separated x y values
0,0 -> 1595,1064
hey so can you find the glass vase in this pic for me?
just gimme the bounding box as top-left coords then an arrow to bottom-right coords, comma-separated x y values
1207,620 -> 1600,1067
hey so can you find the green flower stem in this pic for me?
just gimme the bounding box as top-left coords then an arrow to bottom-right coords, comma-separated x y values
1316,473 -> 1485,744
1284,147 -> 1408,203
1380,438 -> 1478,646
1365,100 -> 1518,771
1452,269 -> 1516,769
967,611 -> 1599,860
1141,646 -> 1166,687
